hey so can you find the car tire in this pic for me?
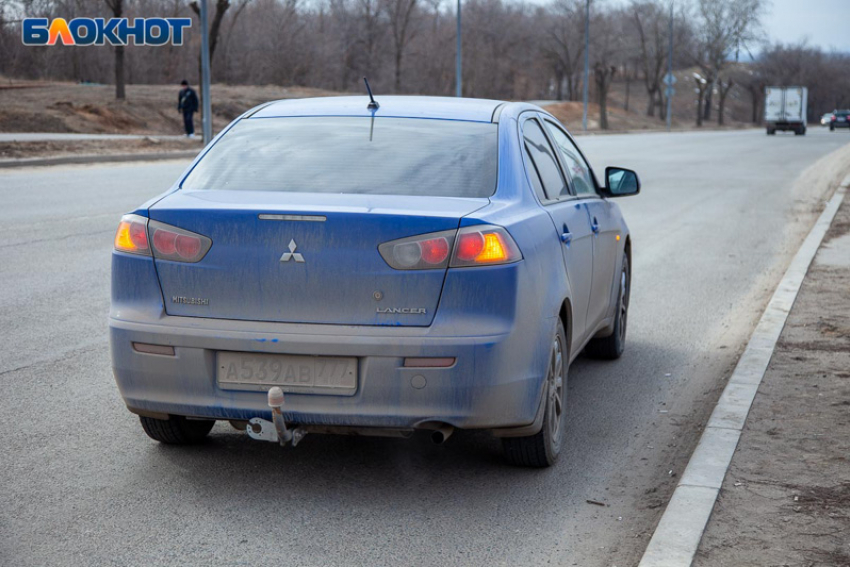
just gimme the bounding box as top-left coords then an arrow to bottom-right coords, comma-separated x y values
584,255 -> 630,360
139,415 -> 215,444
766,128 -> 775,135
502,319 -> 567,468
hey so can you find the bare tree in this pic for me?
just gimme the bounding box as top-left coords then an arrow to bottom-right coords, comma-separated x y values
591,8 -> 623,130
691,0 -> 764,123
631,0 -> 666,117
716,75 -> 733,124
190,0 -> 235,79
544,0 -> 586,101
383,0 -> 419,92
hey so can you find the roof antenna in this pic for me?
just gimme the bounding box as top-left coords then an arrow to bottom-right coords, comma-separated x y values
363,77 -> 379,110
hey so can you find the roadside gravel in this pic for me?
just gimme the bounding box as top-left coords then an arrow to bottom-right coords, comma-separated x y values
694,188 -> 850,566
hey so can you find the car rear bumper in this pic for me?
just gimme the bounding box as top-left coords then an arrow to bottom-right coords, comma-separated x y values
110,312 -> 550,432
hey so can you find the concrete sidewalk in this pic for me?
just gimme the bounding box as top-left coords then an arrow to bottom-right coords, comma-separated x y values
693,192 -> 850,565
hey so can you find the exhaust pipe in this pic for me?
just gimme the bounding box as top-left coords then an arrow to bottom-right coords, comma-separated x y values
430,424 -> 454,445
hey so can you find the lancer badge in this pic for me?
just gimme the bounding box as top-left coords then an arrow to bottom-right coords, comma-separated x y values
280,239 -> 305,263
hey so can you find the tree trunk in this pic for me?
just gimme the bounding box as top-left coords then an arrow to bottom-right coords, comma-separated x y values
394,51 -> 403,92
748,84 -> 761,123
703,80 -> 714,121
717,80 -> 733,125
114,45 -> 125,100
553,65 -> 564,101
595,64 -> 615,130
646,87 -> 656,117
624,73 -> 630,111
695,78 -> 706,126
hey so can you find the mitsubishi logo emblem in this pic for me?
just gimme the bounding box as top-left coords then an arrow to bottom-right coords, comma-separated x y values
279,239 -> 305,263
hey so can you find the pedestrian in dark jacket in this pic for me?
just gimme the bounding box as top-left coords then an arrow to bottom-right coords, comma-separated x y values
178,80 -> 199,138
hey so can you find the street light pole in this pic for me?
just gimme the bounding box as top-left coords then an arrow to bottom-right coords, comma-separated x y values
199,0 -> 212,144
666,0 -> 673,131
582,0 -> 589,131
456,0 -> 462,98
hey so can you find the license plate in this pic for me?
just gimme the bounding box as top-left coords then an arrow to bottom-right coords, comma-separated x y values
217,351 -> 357,395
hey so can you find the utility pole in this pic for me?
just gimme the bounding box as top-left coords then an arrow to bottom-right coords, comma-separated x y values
456,0 -> 462,97
582,0 -> 589,131
199,0 -> 212,144
666,0 -> 673,131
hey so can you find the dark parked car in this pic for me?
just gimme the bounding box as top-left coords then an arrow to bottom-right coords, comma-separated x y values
830,110 -> 850,131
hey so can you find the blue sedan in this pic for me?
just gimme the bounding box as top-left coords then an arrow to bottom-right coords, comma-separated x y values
110,96 -> 639,467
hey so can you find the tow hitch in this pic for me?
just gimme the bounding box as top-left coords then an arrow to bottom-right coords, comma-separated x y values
246,387 -> 308,447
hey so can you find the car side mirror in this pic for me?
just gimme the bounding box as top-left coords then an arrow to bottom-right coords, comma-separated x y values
603,167 -> 640,197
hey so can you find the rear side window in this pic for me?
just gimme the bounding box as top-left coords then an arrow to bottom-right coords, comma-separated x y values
522,119 -> 568,201
181,117 -> 498,198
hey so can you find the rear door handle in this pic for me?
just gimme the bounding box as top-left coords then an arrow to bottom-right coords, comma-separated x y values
561,222 -> 572,245
591,216 -> 599,234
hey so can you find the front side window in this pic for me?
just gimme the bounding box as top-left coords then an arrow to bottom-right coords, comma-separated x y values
522,118 -> 569,201
181,117 -> 498,198
544,121 -> 597,196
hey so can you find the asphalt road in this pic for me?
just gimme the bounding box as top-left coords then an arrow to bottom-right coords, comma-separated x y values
0,133 -> 185,142
2,127 -> 849,567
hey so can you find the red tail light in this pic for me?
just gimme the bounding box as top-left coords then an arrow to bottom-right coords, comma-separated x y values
379,225 -> 521,270
148,220 -> 211,263
420,237 -> 450,265
379,230 -> 456,270
114,215 -> 211,263
450,226 -> 522,267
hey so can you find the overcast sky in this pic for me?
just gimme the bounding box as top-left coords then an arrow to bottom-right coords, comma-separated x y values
522,0 -> 850,54
761,0 -> 850,53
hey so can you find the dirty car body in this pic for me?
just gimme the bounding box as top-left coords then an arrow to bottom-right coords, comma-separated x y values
110,96 -> 638,466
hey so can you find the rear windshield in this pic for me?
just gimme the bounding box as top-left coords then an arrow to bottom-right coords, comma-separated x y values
181,116 -> 498,198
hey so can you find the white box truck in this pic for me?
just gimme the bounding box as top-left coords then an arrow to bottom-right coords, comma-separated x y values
765,86 -> 808,135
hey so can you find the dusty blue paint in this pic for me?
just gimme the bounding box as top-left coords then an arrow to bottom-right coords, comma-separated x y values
109,97 -> 633,433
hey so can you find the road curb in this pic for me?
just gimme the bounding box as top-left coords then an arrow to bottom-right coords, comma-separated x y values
637,173 -> 850,567
0,150 -> 198,169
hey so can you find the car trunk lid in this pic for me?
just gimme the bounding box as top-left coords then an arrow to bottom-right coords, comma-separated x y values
148,190 -> 488,326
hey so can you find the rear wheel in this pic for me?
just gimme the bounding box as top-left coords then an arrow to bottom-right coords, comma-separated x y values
139,415 -> 215,444
502,319 -> 567,468
584,254 -> 630,360
766,128 -> 775,135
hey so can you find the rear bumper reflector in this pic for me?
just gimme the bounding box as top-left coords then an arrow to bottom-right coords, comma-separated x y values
403,357 -> 456,368
132,342 -> 176,356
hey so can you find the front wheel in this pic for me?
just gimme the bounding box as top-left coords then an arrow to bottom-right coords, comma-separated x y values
584,254 -> 630,360
502,319 -> 567,468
